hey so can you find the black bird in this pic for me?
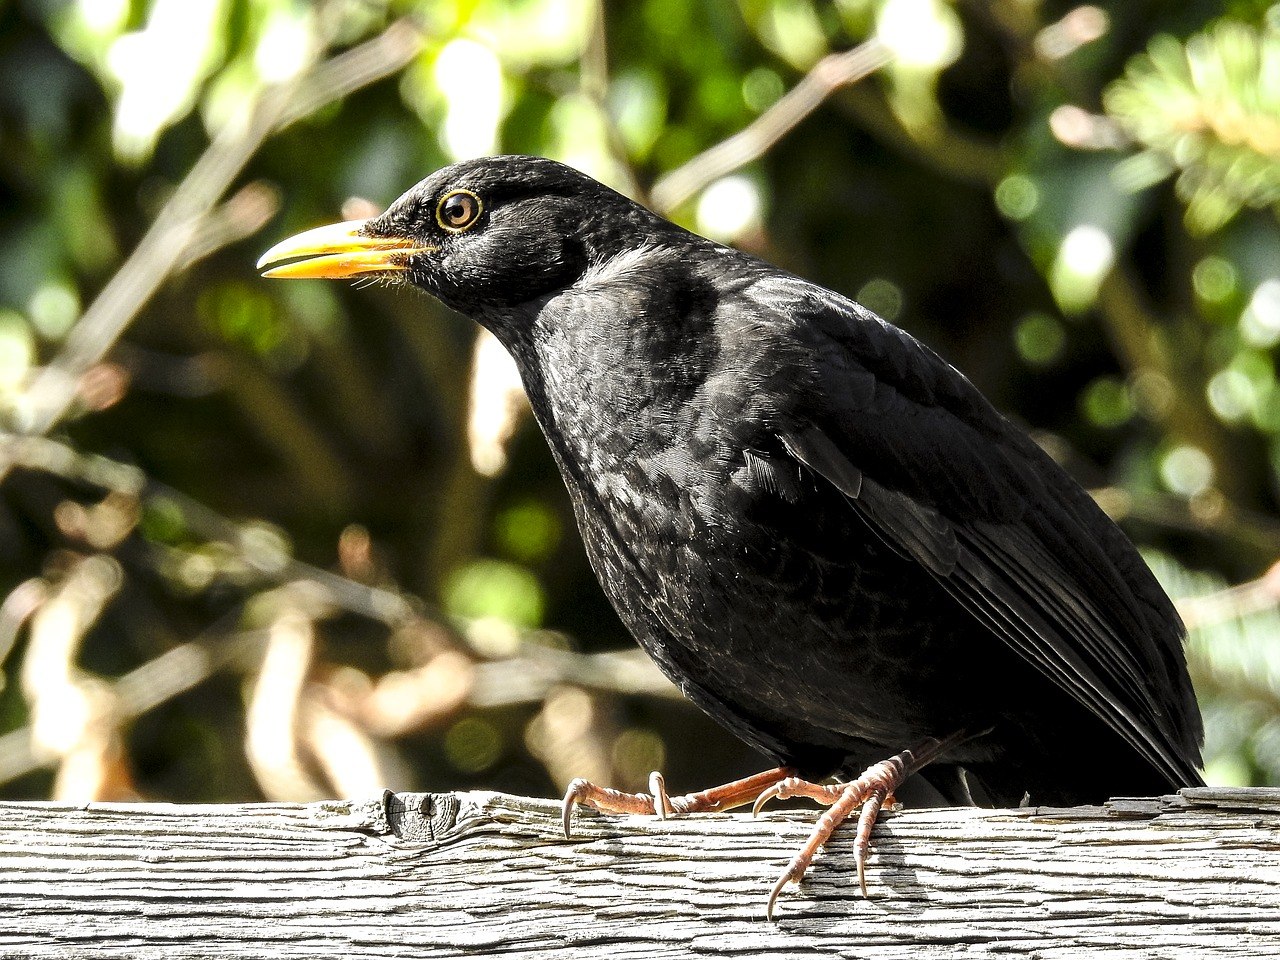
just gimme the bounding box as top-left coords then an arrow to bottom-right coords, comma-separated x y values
259,155 -> 1204,916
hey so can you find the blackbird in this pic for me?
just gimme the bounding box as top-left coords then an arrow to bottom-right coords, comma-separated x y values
259,155 -> 1204,916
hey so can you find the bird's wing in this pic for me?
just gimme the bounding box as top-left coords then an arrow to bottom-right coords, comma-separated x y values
751,277 -> 1203,787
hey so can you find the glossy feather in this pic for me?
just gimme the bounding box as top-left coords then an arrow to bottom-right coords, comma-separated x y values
367,156 -> 1204,805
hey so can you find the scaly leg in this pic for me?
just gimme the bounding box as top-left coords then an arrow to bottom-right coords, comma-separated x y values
753,733 -> 965,919
562,766 -> 796,837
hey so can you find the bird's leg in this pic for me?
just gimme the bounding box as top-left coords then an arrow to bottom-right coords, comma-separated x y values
561,766 -> 796,837
753,733 -> 965,919
659,766 -> 800,815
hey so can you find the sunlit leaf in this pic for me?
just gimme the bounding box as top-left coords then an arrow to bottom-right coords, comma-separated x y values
1105,20 -> 1280,233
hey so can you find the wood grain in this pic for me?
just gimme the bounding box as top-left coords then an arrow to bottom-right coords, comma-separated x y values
2,787 -> 1277,958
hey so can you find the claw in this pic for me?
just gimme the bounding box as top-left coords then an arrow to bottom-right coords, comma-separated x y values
766,866 -> 795,921
852,788 -> 885,898
752,784 -> 781,817
561,778 -> 588,838
648,770 -> 670,819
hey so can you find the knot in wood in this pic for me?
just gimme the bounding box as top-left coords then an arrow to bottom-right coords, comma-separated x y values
383,791 -> 460,842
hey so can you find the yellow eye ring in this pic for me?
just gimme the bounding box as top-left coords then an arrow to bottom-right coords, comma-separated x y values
436,190 -> 483,232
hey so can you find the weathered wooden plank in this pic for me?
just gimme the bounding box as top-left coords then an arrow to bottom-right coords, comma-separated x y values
0,788 -> 1277,958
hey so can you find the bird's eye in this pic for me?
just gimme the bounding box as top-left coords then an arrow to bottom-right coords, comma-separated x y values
436,190 -> 482,232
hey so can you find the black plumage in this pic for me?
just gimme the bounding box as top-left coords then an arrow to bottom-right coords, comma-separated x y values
259,155 -> 1204,905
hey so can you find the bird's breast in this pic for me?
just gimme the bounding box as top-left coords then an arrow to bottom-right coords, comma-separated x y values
526,353 -> 1008,764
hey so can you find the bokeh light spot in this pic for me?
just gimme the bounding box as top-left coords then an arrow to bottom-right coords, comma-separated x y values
995,174 -> 1040,221
445,717 -> 502,773
855,278 -> 904,322
1014,312 -> 1066,365
695,176 -> 762,242
1192,256 -> 1237,304
1160,445 -> 1214,497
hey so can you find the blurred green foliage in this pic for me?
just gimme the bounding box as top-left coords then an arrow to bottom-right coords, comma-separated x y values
1,0 -> 1279,804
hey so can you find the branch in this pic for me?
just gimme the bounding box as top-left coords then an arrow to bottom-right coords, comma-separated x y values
0,614 -> 263,786
1091,483 -> 1280,558
1177,560 -> 1280,631
1096,271 -> 1223,449
579,0 -> 643,201
833,84 -> 1005,186
9,17 -> 426,450
0,618 -> 676,788
0,432 -> 420,626
175,180 -> 281,272
0,433 -> 682,789
650,40 -> 892,212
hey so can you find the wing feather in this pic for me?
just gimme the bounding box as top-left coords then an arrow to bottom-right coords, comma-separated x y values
757,278 -> 1203,787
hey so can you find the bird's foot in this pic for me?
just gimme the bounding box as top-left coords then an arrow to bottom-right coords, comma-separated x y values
561,765 -> 795,837
753,735 -> 961,919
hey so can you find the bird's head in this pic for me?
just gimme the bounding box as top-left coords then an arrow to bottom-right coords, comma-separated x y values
258,155 -> 664,323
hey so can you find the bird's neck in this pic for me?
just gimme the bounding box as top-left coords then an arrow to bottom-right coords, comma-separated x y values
489,244 -> 724,495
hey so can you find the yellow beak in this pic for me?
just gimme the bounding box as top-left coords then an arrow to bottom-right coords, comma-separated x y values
256,219 -> 435,279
